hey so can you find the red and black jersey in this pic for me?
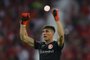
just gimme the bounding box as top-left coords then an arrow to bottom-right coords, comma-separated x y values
34,41 -> 64,60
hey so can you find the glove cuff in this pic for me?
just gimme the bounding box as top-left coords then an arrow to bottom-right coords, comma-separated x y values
55,16 -> 59,21
21,21 -> 28,25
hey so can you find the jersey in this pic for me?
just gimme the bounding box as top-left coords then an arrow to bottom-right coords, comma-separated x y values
34,41 -> 64,60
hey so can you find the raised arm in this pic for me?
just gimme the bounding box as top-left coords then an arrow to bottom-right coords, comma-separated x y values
52,9 -> 64,46
20,12 -> 34,47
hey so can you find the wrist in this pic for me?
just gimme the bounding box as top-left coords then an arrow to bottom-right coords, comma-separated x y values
21,24 -> 27,28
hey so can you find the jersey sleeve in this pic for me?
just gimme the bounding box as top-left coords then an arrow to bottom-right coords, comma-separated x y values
59,43 -> 64,50
55,41 -> 64,50
34,41 -> 40,49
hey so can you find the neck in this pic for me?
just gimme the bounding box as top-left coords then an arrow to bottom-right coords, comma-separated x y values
45,39 -> 53,44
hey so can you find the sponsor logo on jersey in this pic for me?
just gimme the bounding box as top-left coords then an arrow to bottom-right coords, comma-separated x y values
40,50 -> 54,54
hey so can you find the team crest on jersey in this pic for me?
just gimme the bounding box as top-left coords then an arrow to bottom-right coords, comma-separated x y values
48,44 -> 53,49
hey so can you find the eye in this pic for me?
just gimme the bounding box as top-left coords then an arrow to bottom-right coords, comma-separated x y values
46,30 -> 49,32
42,31 -> 44,33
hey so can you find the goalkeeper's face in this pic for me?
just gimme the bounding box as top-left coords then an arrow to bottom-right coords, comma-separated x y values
42,28 -> 54,42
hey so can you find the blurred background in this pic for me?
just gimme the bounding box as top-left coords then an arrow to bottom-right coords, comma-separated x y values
0,0 -> 90,60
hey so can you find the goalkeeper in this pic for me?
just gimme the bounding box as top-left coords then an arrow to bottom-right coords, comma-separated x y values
20,9 -> 64,60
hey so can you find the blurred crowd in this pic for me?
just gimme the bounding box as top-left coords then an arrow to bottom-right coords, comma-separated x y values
0,0 -> 90,60
60,0 -> 90,60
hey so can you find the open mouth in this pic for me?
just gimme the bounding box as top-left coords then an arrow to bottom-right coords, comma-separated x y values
44,36 -> 47,38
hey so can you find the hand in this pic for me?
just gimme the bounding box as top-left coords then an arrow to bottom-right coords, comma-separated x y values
20,12 -> 30,25
52,9 -> 60,21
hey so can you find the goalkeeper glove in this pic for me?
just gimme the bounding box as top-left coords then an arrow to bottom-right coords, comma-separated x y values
20,12 -> 30,25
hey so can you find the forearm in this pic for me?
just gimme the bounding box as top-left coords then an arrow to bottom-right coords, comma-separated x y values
20,25 -> 28,37
56,21 -> 64,45
56,21 -> 64,36
20,24 -> 34,47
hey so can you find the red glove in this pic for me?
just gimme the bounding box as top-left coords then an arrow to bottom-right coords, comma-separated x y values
52,9 -> 60,21
20,12 -> 30,25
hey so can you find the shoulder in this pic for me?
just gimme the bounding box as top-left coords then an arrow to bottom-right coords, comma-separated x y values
53,41 -> 64,49
53,41 -> 58,44
35,41 -> 45,45
49,41 -> 58,47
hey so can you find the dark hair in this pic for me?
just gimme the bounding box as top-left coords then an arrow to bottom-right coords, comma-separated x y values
43,26 -> 55,33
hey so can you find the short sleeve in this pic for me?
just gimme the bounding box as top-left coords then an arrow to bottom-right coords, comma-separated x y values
54,41 -> 64,50
34,41 -> 40,49
59,43 -> 64,50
